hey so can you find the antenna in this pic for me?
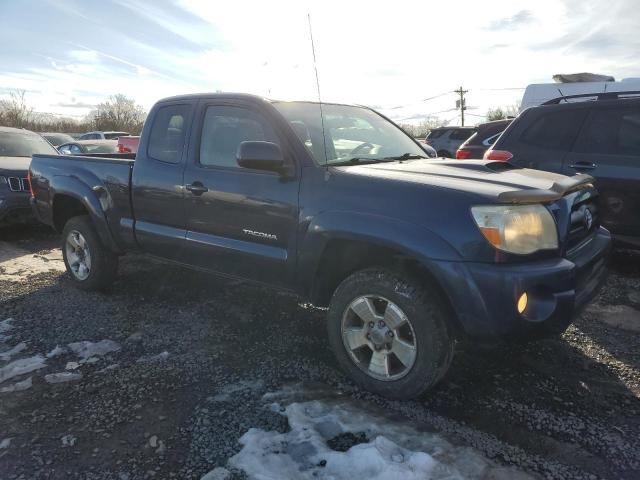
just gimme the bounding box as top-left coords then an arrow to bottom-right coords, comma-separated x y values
307,13 -> 329,166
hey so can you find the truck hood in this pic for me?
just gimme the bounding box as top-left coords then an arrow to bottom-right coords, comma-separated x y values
338,159 -> 593,204
0,156 -> 31,173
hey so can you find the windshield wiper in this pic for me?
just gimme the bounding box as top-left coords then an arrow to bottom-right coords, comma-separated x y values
329,158 -> 396,166
384,153 -> 427,160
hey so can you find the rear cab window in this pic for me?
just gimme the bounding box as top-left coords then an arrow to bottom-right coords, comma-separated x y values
147,104 -> 191,164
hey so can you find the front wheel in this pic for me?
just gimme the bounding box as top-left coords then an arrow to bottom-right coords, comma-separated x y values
327,268 -> 454,400
62,215 -> 118,291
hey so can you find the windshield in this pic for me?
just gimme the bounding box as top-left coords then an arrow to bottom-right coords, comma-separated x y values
84,143 -> 118,153
0,131 -> 59,157
273,102 -> 426,165
42,133 -> 74,146
104,132 -> 129,140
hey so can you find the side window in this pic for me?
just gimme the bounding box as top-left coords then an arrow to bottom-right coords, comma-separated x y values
199,105 -> 278,168
521,109 -> 585,150
427,129 -> 446,139
575,107 -> 640,156
70,145 -> 82,154
147,104 -> 190,164
450,129 -> 474,140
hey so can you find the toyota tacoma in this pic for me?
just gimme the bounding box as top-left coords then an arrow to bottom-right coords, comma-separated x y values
30,93 -> 610,399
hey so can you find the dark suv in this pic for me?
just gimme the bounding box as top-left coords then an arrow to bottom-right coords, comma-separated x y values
456,119 -> 512,159
487,92 -> 640,247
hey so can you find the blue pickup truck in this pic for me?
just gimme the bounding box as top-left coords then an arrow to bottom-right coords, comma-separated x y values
30,93 -> 611,399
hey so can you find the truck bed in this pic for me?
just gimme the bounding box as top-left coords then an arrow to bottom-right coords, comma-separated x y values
30,154 -> 135,250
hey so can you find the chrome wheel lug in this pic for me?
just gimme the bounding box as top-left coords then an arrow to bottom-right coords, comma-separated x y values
387,331 -> 394,338
368,322 -> 374,328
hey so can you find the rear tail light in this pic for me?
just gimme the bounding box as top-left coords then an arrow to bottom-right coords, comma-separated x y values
456,148 -> 473,160
483,149 -> 513,162
118,144 -> 132,153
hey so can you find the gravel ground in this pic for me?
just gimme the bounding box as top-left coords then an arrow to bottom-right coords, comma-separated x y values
0,226 -> 639,480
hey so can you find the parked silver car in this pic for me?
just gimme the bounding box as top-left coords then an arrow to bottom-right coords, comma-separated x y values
425,126 -> 476,158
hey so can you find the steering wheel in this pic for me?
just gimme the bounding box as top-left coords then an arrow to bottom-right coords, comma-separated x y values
351,142 -> 375,156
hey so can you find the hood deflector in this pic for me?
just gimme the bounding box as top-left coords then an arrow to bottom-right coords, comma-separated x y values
498,173 -> 594,204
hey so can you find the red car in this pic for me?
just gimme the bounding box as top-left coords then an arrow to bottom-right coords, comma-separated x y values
117,136 -> 140,153
455,119 -> 512,160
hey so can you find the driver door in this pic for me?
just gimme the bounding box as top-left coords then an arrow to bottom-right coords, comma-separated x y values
181,101 -> 300,286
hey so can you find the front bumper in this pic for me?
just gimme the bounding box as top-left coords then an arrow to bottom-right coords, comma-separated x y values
432,227 -> 611,341
0,194 -> 35,226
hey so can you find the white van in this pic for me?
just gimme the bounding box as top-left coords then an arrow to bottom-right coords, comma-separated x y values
520,78 -> 640,110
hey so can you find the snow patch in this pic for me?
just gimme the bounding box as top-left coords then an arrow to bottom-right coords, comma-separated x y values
68,339 -> 120,362
212,380 -> 264,402
0,376 -> 33,393
0,438 -> 12,449
46,345 -> 67,358
45,372 -> 83,384
200,467 -> 231,480
0,318 -> 14,342
61,434 -> 77,447
136,351 -> 169,363
0,355 -> 46,384
0,341 -> 27,362
0,318 -> 13,334
229,399 -> 534,480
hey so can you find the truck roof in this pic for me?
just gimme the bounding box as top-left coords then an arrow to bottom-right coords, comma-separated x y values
0,126 -> 39,135
156,92 -> 362,108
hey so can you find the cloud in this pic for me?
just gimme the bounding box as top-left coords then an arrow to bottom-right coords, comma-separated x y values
1,0 -> 638,125
489,10 -> 534,30
54,101 -> 98,109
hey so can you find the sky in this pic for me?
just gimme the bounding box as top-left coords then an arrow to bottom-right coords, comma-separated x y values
0,0 -> 638,126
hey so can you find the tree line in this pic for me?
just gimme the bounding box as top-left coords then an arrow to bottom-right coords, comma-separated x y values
0,90 -> 147,135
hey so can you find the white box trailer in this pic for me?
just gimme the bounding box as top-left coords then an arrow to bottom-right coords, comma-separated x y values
520,78 -> 640,110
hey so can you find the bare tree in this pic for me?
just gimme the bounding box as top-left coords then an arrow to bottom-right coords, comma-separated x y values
0,90 -> 33,127
399,117 -> 451,138
486,104 -> 520,122
86,94 -> 147,134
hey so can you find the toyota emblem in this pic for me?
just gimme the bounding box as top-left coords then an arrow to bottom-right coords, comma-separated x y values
584,208 -> 593,230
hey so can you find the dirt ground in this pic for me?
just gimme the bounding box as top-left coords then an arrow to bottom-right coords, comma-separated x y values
0,226 -> 638,480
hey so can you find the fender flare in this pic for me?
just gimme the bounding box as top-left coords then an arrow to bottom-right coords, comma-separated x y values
49,175 -> 121,254
297,210 -> 462,297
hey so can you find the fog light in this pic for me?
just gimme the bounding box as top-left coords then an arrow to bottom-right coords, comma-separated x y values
517,292 -> 528,314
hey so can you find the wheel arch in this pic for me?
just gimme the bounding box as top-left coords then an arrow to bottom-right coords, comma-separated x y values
50,176 -> 121,253
299,212 -> 464,337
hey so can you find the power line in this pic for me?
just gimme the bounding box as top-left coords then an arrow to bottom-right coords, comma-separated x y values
389,90 -> 454,110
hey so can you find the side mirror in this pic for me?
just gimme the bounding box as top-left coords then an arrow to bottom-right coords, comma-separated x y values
236,141 -> 285,173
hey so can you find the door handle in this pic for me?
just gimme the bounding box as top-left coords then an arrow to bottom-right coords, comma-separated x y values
185,182 -> 208,195
569,162 -> 597,170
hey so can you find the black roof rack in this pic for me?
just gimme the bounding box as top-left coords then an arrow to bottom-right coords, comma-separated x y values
543,90 -> 640,105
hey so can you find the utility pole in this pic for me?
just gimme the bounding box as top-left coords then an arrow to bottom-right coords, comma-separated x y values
455,86 -> 468,126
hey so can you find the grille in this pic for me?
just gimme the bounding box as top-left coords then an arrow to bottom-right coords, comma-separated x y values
7,177 -> 30,192
566,198 -> 598,252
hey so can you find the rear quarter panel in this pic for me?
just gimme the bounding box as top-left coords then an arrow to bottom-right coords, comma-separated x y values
31,154 -> 133,251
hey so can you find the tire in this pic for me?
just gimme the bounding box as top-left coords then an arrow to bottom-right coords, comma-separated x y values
61,215 -> 118,291
327,268 -> 454,400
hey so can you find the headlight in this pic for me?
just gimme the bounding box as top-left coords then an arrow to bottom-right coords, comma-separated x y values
471,204 -> 558,254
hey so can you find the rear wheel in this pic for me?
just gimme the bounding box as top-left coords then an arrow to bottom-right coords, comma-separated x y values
327,268 -> 454,399
62,215 -> 118,291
